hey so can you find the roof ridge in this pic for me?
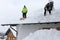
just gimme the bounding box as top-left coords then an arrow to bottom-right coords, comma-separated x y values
10,26 -> 17,33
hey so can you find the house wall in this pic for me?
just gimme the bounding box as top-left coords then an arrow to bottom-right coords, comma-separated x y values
7,31 -> 16,40
16,23 -> 60,40
0,39 -> 6,40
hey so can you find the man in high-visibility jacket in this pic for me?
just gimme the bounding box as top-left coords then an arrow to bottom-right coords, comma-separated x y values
22,5 -> 28,18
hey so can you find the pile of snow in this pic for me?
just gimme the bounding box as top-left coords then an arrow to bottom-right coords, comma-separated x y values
23,29 -> 60,40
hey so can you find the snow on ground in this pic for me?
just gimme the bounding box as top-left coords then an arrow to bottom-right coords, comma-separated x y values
22,29 -> 60,40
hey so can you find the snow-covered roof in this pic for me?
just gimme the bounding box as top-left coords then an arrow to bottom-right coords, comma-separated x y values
0,26 -> 10,33
4,9 -> 60,24
0,26 -> 16,37
10,27 -> 16,37
0,0 -> 60,24
22,29 -> 60,40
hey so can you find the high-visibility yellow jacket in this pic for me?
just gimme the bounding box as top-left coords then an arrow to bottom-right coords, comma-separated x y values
22,7 -> 28,13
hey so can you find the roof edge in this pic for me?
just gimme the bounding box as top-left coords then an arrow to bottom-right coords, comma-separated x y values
1,21 -> 60,26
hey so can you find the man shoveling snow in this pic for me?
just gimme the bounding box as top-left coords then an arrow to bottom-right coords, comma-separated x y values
20,5 -> 28,20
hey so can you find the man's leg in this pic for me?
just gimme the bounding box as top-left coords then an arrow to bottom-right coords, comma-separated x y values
44,9 -> 46,16
25,13 -> 26,18
24,13 -> 26,18
49,10 -> 51,15
23,13 -> 25,18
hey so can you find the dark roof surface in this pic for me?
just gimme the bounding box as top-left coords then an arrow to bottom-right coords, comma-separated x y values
5,28 -> 11,35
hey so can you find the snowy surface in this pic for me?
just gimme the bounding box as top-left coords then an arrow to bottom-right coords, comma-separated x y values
0,0 -> 60,24
22,29 -> 60,40
0,26 -> 10,33
0,26 -> 16,37
10,27 -> 16,37
17,24 -> 60,40
0,0 -> 60,39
